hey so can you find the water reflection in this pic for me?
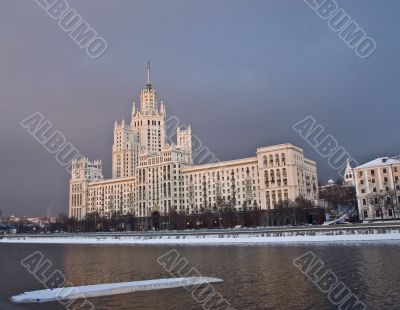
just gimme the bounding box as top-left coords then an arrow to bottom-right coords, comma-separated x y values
1,242 -> 400,309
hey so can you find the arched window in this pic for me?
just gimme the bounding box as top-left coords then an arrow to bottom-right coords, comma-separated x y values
264,170 -> 269,187
263,155 -> 268,167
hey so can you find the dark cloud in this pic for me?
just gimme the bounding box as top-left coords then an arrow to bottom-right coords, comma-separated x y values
1,0 -> 399,216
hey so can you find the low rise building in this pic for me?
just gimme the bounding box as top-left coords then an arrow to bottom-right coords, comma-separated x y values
352,157 -> 400,220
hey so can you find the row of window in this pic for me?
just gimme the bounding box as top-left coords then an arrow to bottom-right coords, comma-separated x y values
363,209 -> 394,219
262,153 -> 286,167
358,166 -> 399,177
361,195 -> 400,206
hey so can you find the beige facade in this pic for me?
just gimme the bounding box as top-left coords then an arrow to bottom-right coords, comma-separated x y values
181,157 -> 260,213
258,145 -> 318,209
69,159 -> 103,219
69,65 -> 319,219
353,157 -> 400,220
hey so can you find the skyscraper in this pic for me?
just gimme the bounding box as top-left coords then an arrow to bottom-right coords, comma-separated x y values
69,63 -> 318,220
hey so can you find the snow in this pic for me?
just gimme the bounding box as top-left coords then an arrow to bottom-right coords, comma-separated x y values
10,277 -> 223,303
355,157 -> 400,169
2,231 -> 400,245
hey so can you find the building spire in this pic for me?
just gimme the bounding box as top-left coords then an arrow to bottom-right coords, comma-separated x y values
146,61 -> 151,86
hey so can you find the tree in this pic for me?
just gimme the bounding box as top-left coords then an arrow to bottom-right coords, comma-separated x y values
275,200 -> 291,226
319,184 -> 357,216
366,191 -> 387,220
387,189 -> 400,219
294,196 -> 314,209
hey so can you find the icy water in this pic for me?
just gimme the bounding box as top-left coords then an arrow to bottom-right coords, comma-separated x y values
1,242 -> 400,309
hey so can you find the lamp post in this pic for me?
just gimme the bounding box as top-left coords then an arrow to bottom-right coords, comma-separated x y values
293,201 -> 297,225
169,206 -> 171,231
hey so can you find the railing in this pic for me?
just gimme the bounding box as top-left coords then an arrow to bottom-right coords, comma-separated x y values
2,223 -> 400,240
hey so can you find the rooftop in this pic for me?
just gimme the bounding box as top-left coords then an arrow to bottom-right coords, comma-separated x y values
355,157 -> 400,169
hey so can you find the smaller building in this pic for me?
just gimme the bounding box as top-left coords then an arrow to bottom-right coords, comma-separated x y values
352,157 -> 400,221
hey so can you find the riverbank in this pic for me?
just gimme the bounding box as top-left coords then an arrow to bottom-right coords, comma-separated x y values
2,224 -> 400,245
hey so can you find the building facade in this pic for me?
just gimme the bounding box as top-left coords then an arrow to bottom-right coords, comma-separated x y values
351,157 -> 400,220
69,64 -> 319,220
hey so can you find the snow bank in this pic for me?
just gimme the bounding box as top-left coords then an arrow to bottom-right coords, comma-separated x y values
10,277 -> 222,303
2,231 -> 400,245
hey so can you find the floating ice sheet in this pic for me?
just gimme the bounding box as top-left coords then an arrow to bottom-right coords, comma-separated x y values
10,277 -> 223,303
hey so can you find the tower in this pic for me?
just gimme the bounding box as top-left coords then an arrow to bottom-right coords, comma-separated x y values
113,62 -> 168,178
343,158 -> 355,186
131,61 -> 166,155
177,125 -> 192,163
69,158 -> 103,218
140,61 -> 157,113
112,118 -> 136,178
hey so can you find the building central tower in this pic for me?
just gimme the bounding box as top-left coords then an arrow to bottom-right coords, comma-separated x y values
134,61 -> 166,155
112,62 -> 167,178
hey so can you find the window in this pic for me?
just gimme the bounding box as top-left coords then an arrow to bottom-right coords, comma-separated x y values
363,210 -> 368,218
362,199 -> 366,205
383,168 -> 387,173
389,209 -> 393,217
376,209 -> 381,217
371,170 -> 375,175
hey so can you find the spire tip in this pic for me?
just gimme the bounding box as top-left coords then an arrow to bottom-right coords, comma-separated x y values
146,61 -> 151,85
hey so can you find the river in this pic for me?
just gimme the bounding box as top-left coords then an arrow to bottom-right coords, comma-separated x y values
1,242 -> 399,309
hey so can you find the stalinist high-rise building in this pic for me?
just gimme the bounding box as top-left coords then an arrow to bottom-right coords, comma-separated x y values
69,63 -> 318,220
112,62 -> 170,179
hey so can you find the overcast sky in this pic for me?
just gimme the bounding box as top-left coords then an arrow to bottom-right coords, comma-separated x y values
1,0 -> 399,216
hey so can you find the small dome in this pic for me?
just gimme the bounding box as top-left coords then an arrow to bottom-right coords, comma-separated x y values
328,179 -> 335,185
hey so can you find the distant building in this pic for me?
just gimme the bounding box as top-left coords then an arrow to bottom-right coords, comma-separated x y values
353,157 -> 400,220
343,158 -> 355,186
69,63 -> 319,220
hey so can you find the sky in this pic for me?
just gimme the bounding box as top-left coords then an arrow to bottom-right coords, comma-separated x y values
1,0 -> 399,217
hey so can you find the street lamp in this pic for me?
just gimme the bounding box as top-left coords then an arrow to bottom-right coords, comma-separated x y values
168,206 -> 171,231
